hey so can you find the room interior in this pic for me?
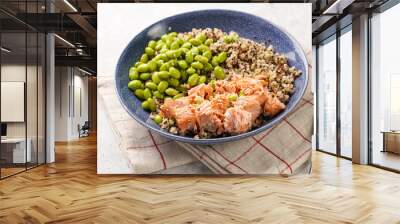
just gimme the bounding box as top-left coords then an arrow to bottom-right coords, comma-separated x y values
0,0 -> 400,222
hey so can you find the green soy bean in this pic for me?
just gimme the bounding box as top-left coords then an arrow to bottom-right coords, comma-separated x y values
191,61 -> 204,70
137,64 -> 149,72
198,75 -> 207,84
157,81 -> 169,93
188,73 -> 199,87
148,40 -> 157,49
178,60 -> 188,69
147,98 -> 157,112
152,72 -> 161,84
173,93 -> 184,100
135,89 -> 145,100
140,72 -> 151,81
153,114 -> 163,124
169,67 -> 181,79
194,55 -> 208,64
168,78 -> 180,87
140,54 -> 148,63
145,47 -> 155,56
141,101 -> 150,110
158,71 -> 170,79
145,81 -> 157,90
165,88 -> 179,96
153,91 -> 164,99
128,80 -> 143,90
143,88 -> 152,99
213,66 -> 225,80
185,51 -> 194,63
129,67 -> 139,80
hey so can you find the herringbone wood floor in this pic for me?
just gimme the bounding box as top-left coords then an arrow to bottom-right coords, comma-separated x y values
1,135 -> 400,224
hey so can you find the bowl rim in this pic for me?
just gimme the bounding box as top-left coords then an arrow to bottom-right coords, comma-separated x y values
115,9 -> 309,145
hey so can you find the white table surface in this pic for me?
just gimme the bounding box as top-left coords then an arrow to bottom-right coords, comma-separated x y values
97,3 -> 312,173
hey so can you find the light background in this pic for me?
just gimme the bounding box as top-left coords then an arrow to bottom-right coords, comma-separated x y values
97,3 -> 312,173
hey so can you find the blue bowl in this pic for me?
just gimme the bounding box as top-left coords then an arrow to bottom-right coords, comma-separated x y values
115,9 -> 308,145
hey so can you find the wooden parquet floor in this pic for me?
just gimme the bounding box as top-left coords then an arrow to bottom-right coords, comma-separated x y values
1,135 -> 400,224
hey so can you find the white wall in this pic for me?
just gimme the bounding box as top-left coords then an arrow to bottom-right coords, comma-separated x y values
54,67 -> 89,141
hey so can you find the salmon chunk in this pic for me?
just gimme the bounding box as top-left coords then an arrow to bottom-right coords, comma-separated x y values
160,97 -> 197,134
196,94 -> 229,134
234,95 -> 263,122
264,94 -> 286,117
223,107 -> 253,134
214,80 -> 237,94
188,84 -> 213,99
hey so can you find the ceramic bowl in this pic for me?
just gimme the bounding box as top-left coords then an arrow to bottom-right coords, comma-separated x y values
115,9 -> 308,144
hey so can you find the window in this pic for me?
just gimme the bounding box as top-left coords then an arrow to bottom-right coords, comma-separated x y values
370,3 -> 400,171
339,27 -> 352,158
317,36 -> 337,154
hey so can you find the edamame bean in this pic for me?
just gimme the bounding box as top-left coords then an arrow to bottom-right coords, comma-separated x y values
148,61 -> 157,72
159,63 -> 170,71
169,67 -> 181,79
145,47 -> 155,57
170,41 -> 180,50
128,80 -> 143,90
191,61 -> 204,69
203,50 -> 212,60
169,32 -> 178,37
140,54 -> 148,63
141,101 -> 150,110
134,62 -> 142,67
198,75 -> 207,84
157,81 -> 169,93
168,78 -> 180,87
178,60 -> 188,69
158,71 -> 170,79
157,53 -> 168,61
148,40 -> 157,49
140,72 -> 151,81
228,94 -> 238,101
191,47 -> 199,55
153,91 -> 164,99
145,81 -> 157,90
198,45 -> 209,53
180,47 -> 189,53
153,114 -> 163,124
186,67 -> 196,75
156,60 -> 164,68
147,98 -> 157,112
189,38 -> 201,46
211,56 -> 219,66
177,84 -> 187,93
217,52 -> 228,63
137,64 -> 149,72
185,51 -> 194,63
181,42 -> 191,49
204,63 -> 213,72
129,67 -> 139,80
152,72 -> 161,84
196,33 -> 207,43
135,89 -> 145,100
188,73 -> 199,87
213,66 -> 225,80
173,93 -> 184,99
194,55 -> 208,64
143,88 -> 152,99
204,38 -> 213,46
155,43 -> 164,51
165,88 -> 179,96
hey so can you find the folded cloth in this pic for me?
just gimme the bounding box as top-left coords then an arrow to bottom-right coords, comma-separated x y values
98,76 -> 197,174
179,91 -> 313,175
99,69 -> 313,174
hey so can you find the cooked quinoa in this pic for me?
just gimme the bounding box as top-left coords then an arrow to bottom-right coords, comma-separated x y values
180,28 -> 301,103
